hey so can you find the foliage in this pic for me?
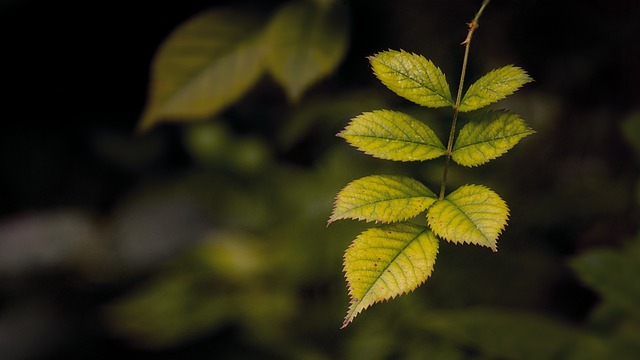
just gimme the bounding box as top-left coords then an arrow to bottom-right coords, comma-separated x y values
329,0 -> 535,327
413,234 -> 640,360
138,0 -> 349,131
2,0 -> 639,358
407,90 -> 640,360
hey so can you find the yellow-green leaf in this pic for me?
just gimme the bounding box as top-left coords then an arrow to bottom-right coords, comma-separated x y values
369,50 -> 454,108
329,175 -> 437,224
338,110 -> 446,161
138,9 -> 267,131
266,0 -> 349,101
452,110 -> 535,167
426,185 -> 508,251
343,223 -> 439,328
459,65 -> 533,112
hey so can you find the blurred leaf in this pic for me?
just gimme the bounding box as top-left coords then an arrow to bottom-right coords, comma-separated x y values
329,175 -> 437,224
107,273 -> 232,347
278,89 -> 387,150
107,232 -> 293,348
343,223 -> 438,328
570,249 -> 640,318
420,308 -> 592,360
195,231 -> 270,282
459,65 -> 533,112
621,111 -> 640,158
231,136 -> 272,174
183,121 -> 232,166
338,110 -> 446,161
427,185 -> 508,251
266,0 -> 349,101
138,9 -> 267,131
369,50 -> 453,108
343,317 -> 397,360
452,110 -> 535,167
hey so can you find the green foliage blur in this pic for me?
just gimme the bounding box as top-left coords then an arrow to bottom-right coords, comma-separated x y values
2,0 -> 640,359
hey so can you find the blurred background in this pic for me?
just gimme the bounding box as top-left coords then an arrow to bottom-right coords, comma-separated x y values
1,0 -> 640,359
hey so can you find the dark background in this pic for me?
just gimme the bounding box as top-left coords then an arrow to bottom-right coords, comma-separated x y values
1,0 -> 639,359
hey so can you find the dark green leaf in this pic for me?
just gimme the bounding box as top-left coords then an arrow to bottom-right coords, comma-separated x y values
571,249 -> 640,318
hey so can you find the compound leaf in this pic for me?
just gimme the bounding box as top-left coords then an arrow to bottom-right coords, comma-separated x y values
452,110 -> 535,167
343,223 -> 439,328
329,175 -> 437,224
338,110 -> 446,161
426,185 -> 508,251
138,9 -> 267,131
266,0 -> 349,101
459,65 -> 533,112
369,50 -> 454,108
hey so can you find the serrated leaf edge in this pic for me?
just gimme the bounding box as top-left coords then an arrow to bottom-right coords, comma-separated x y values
459,65 -> 533,113
337,109 -> 447,162
368,49 -> 454,108
427,184 -> 510,251
452,110 -> 536,167
341,224 -> 439,328
328,175 -> 437,225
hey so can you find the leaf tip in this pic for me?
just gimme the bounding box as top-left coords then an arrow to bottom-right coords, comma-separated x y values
341,317 -> 354,329
136,111 -> 157,134
341,308 -> 356,329
341,295 -> 366,329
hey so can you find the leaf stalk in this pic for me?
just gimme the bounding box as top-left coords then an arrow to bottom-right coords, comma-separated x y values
439,0 -> 491,200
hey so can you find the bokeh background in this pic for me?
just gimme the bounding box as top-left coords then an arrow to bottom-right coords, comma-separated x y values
2,0 -> 640,359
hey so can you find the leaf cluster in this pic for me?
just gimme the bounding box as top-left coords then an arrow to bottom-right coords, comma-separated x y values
138,0 -> 349,131
329,48 -> 534,327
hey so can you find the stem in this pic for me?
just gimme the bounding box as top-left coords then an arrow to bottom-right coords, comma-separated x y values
439,0 -> 490,200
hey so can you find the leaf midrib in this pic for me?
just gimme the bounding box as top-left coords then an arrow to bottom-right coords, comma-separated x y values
348,226 -> 430,319
453,129 -> 532,152
347,133 -> 446,149
375,58 -> 451,103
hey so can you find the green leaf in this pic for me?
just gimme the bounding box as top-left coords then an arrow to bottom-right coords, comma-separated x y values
459,65 -> 533,112
343,223 -> 439,328
329,175 -> 437,224
426,185 -> 508,251
338,110 -> 446,161
452,110 -> 535,167
621,111 -> 640,158
266,0 -> 349,101
420,308 -> 594,360
570,249 -> 640,318
138,9 -> 267,131
369,50 -> 454,108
